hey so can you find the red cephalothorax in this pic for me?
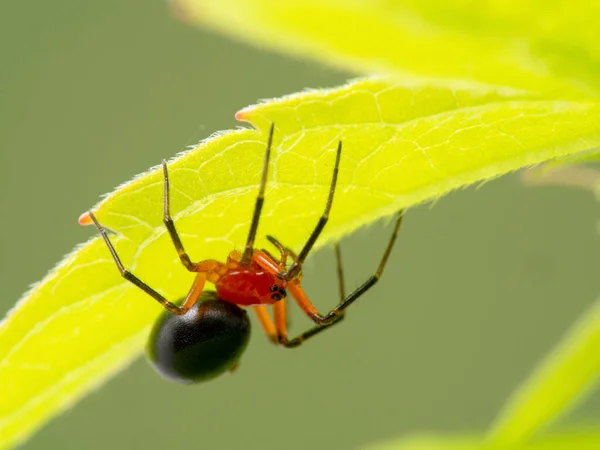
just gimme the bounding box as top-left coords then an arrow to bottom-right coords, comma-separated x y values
215,258 -> 287,306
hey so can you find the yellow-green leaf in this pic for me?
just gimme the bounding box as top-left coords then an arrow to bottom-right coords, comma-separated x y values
368,428 -> 600,450
2,77 -> 600,448
488,296 -> 600,445
173,0 -> 600,97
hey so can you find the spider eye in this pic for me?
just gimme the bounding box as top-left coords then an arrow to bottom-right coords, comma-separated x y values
269,284 -> 279,292
271,293 -> 282,301
279,287 -> 286,297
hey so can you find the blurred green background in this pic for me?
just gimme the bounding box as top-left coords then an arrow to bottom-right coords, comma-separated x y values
1,1 -> 600,449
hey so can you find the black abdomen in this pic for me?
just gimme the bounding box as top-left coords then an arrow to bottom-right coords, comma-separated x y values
146,291 -> 251,383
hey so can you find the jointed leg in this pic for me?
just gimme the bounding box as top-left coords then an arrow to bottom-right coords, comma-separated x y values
240,123 -> 275,266
288,210 -> 404,325
278,242 -> 347,347
254,305 -> 278,344
281,315 -> 345,348
163,160 -> 236,275
163,123 -> 275,270
162,160 -> 197,271
89,212 -> 209,315
265,235 -> 289,268
253,295 -> 292,346
273,299 -> 288,341
177,273 -> 208,314
283,141 -> 342,280
253,243 -> 349,347
254,298 -> 345,348
262,235 -> 300,271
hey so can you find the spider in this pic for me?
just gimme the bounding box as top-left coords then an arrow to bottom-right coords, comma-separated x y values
80,124 -> 404,383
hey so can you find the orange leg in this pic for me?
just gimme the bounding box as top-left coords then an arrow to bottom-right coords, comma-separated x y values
273,299 -> 288,341
264,235 -> 288,268
253,305 -> 278,344
253,297 -> 345,349
253,300 -> 293,346
175,272 -> 207,315
287,282 -> 323,323
252,251 -> 350,349
287,263 -> 383,326
252,212 -> 403,346
253,301 -> 299,347
253,250 -> 285,274
193,259 -> 222,273
252,213 -> 406,348
287,211 -> 404,325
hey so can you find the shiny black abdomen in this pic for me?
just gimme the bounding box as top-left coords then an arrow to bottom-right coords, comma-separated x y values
146,291 -> 251,383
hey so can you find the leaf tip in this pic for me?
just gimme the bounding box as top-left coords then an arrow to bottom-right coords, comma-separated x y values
78,211 -> 93,226
235,108 -> 251,122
